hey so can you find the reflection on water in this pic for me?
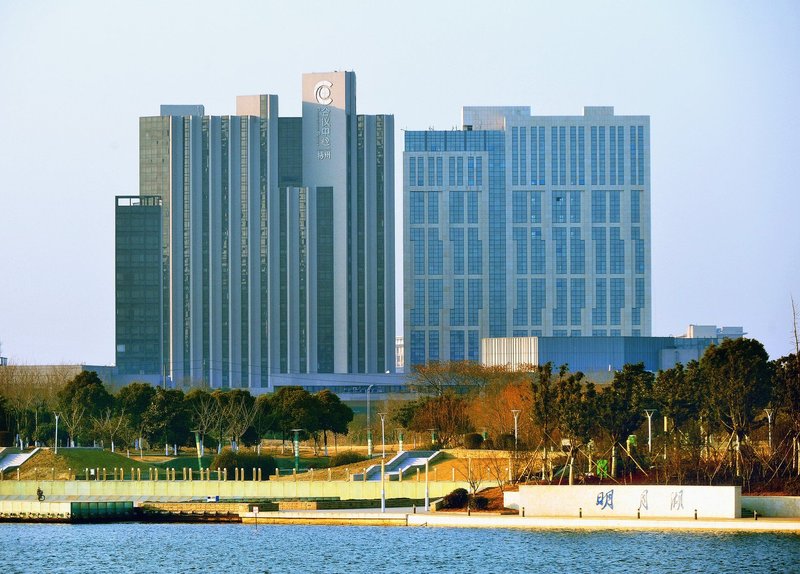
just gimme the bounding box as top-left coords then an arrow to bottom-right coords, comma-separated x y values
0,523 -> 798,574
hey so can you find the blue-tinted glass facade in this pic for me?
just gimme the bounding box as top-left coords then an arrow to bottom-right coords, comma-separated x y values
404,107 -> 650,367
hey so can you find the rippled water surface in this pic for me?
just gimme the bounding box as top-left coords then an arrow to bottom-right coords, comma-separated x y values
1,523 -> 798,573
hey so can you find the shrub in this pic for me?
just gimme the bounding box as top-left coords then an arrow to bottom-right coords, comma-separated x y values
482,438 -> 495,450
471,495 -> 489,510
497,433 -> 516,450
442,487 -> 469,509
0,431 -> 13,447
463,433 -> 484,450
209,449 -> 277,480
329,450 -> 368,467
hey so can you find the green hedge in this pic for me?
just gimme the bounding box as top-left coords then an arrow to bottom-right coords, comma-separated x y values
329,450 -> 368,467
463,433 -> 484,449
209,450 -> 277,480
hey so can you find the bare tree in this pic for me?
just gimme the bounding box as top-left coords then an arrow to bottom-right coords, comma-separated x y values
59,403 -> 85,448
223,392 -> 258,452
189,392 -> 219,457
92,407 -> 129,452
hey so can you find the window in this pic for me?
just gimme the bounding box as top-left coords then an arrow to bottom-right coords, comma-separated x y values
468,228 -> 481,274
410,193 -> 424,224
553,191 -> 567,223
631,190 -> 641,224
410,331 -> 425,366
553,227 -> 567,274
570,278 -> 585,326
610,278 -> 625,325
428,331 -> 439,361
609,191 -> 620,223
531,228 -> 545,274
449,191 -> 464,224
593,279 -> 607,325
411,280 -> 425,326
592,190 -> 606,223
531,192 -> 542,223
554,278 -> 567,326
428,279 -> 442,326
514,278 -> 529,326
610,228 -> 625,274
569,191 -> 581,223
513,227 -> 527,274
570,228 -> 585,274
592,227 -> 606,274
427,193 -> 439,224
411,228 -> 425,275
450,330 -> 465,361
468,278 -> 482,326
451,279 -> 464,326
513,191 -> 527,224
531,279 -> 546,325
427,229 -> 442,275
450,227 -> 464,275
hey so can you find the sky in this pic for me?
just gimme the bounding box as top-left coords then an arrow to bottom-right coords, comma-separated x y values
0,0 -> 798,365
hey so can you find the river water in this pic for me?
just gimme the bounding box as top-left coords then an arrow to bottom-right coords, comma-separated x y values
0,523 -> 797,573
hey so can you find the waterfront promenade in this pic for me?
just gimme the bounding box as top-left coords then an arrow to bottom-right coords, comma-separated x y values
234,507 -> 800,532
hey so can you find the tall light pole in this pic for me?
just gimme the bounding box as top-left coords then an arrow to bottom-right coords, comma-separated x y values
764,408 -> 774,453
644,409 -> 656,454
378,412 -> 387,458
54,413 -> 59,455
291,429 -> 303,473
366,384 -> 374,457
511,409 -> 521,449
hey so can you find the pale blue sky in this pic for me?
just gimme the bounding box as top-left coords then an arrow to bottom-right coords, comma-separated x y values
1,0 -> 798,364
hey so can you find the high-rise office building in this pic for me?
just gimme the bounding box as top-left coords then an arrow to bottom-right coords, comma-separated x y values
116,71 -> 395,388
404,106 -> 650,367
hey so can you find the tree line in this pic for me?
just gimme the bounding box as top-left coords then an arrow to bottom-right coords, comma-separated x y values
396,338 -> 800,489
0,370 -> 352,456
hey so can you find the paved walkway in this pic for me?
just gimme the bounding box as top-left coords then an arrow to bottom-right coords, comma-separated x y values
241,509 -> 800,532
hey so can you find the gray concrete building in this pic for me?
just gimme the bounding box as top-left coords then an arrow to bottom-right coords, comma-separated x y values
116,72 -> 395,388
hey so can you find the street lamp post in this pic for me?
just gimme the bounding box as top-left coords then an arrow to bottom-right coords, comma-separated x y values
644,409 -> 656,454
765,408 -> 774,453
291,429 -> 303,473
511,409 -> 521,449
54,413 -> 59,455
378,412 -> 387,458
366,385 -> 374,457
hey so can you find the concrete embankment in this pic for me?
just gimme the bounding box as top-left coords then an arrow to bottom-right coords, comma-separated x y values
235,509 -> 800,532
0,478 -> 468,501
405,512 -> 800,532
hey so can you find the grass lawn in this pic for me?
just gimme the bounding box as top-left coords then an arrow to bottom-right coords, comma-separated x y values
13,448 -> 221,480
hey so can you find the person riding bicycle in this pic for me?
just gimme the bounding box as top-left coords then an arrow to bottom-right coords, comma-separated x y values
36,487 -> 44,501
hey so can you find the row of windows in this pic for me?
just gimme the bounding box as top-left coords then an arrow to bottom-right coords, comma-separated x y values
511,126 -> 546,186
508,124 -> 645,187
405,130 -> 494,153
452,276 -> 640,328
511,190 -> 644,226
414,224 -> 640,278
408,155 -> 484,188
411,278 -> 485,328
410,191 -> 480,225
408,329 -> 481,365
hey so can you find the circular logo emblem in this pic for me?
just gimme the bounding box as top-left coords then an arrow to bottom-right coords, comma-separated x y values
314,80 -> 333,105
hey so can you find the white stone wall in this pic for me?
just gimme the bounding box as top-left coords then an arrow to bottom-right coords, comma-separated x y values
508,485 -> 741,519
